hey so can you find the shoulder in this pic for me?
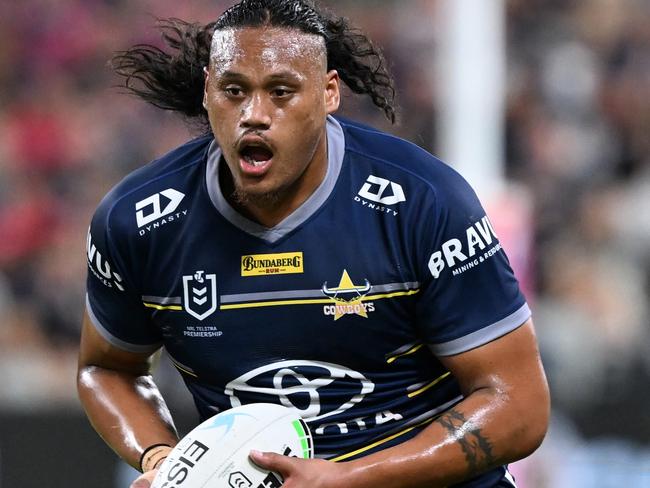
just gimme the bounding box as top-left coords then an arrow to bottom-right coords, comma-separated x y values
337,117 -> 479,212
91,134 -> 213,236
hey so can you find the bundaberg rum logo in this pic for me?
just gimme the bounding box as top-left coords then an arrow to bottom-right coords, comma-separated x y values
241,252 -> 303,276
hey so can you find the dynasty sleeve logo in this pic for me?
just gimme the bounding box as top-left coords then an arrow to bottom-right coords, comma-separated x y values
135,188 -> 188,236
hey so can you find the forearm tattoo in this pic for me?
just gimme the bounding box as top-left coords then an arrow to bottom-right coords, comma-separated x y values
436,409 -> 496,476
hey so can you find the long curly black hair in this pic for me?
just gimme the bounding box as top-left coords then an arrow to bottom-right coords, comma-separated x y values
111,0 -> 396,132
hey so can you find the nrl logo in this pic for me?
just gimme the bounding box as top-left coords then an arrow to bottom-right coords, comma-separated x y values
321,270 -> 375,320
182,270 -> 217,321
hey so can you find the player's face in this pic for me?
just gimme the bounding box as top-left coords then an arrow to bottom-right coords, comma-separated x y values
204,27 -> 340,218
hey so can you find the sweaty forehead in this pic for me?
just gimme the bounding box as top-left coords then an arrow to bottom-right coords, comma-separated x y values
209,27 -> 326,74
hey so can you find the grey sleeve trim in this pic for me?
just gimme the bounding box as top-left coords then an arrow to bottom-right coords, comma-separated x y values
85,294 -> 162,354
429,302 -> 531,357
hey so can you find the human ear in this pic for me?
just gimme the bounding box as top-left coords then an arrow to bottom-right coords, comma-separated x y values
324,70 -> 341,114
203,66 -> 210,109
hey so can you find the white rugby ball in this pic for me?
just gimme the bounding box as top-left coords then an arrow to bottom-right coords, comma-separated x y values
151,403 -> 313,488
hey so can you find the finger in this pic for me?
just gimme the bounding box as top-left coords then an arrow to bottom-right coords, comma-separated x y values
249,450 -> 296,474
131,478 -> 151,488
130,468 -> 158,488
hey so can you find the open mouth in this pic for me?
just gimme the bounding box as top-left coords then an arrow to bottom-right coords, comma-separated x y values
240,144 -> 274,168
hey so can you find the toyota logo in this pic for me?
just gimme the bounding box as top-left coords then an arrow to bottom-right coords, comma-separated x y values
224,360 -> 374,422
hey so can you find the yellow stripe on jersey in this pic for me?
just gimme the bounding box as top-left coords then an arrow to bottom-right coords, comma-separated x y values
220,289 -> 420,311
363,289 -> 420,301
407,372 -> 451,398
221,298 -> 332,310
329,416 -> 436,462
386,343 -> 424,364
143,302 -> 183,311
168,358 -> 198,378
141,289 -> 420,312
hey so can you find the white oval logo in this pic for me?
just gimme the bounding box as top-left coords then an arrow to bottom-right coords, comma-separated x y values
224,360 -> 374,422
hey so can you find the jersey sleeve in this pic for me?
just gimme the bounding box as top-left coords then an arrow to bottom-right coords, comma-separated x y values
415,169 -> 530,356
85,196 -> 162,353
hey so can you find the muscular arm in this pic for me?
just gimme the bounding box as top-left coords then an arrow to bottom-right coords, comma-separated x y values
252,319 -> 550,487
77,310 -> 179,470
346,318 -> 549,486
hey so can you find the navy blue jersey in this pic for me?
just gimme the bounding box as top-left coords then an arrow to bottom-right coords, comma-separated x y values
86,116 -> 528,487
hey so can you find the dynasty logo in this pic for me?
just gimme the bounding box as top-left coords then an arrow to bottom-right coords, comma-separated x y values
321,270 -> 375,320
354,175 -> 406,217
241,252 -> 303,276
135,188 -> 187,236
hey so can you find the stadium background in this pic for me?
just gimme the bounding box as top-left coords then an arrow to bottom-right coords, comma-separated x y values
0,0 -> 648,486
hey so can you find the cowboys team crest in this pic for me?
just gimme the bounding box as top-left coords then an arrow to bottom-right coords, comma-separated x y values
322,270 -> 375,320
183,270 -> 217,320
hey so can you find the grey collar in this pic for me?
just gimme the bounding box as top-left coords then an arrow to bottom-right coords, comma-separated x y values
205,116 -> 345,244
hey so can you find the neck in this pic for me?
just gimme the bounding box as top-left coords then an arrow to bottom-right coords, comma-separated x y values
221,131 -> 328,228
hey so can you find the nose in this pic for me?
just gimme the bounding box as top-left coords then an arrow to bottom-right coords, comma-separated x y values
240,92 -> 271,130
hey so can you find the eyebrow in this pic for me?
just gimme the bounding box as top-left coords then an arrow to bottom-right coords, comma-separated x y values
219,70 -> 304,83
265,71 -> 304,82
218,70 -> 247,81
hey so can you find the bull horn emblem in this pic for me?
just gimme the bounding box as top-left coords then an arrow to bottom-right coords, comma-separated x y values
322,270 -> 371,302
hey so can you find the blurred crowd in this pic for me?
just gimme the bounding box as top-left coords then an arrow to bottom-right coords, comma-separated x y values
505,0 -> 650,443
0,0 -> 648,483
